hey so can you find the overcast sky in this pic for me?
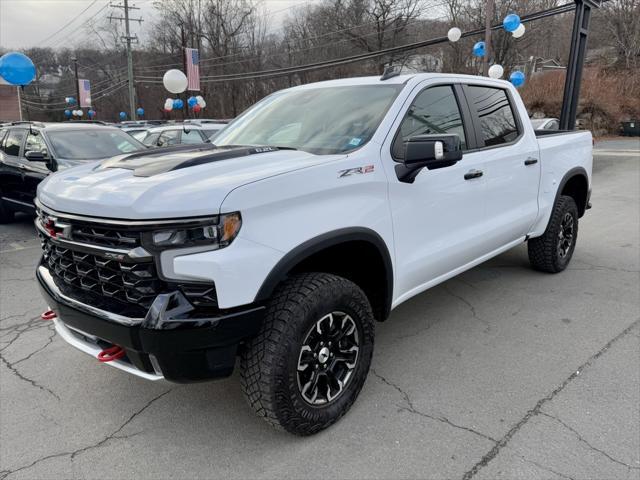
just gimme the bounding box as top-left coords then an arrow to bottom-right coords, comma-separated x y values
0,0 -> 311,50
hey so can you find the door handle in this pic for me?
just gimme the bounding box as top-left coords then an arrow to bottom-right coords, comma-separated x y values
464,169 -> 483,180
18,164 -> 27,170
524,157 -> 538,166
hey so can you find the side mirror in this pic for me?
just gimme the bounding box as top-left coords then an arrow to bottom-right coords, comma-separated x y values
25,151 -> 47,162
396,134 -> 463,183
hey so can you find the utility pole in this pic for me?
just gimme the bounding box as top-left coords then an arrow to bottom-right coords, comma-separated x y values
180,24 -> 189,119
109,0 -> 143,120
482,0 -> 494,76
71,57 -> 81,115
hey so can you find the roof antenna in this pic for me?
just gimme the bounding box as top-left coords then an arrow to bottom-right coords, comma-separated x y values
380,65 -> 401,81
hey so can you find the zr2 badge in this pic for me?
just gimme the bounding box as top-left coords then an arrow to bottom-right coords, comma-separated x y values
338,165 -> 375,178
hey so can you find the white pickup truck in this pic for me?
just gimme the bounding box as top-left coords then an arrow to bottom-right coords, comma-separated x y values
34,73 -> 592,435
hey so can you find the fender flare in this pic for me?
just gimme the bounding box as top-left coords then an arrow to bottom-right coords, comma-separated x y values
554,166 -> 589,216
254,227 -> 394,319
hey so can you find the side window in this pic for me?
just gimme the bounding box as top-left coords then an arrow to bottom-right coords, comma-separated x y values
143,132 -> 160,146
25,131 -> 49,158
158,130 -> 180,147
181,129 -> 205,144
0,129 -> 7,148
546,120 -> 559,130
466,86 -> 519,146
392,85 -> 467,159
3,130 -> 25,157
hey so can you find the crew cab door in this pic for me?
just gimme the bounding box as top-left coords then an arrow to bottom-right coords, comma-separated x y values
383,82 -> 490,303
0,128 -> 28,206
461,84 -> 540,244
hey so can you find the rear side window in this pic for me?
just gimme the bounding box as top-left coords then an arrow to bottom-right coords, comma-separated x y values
392,85 -> 467,159
143,132 -> 160,146
466,86 -> 519,147
3,130 -> 25,156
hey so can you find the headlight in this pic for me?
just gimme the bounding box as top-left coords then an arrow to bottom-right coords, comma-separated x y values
151,212 -> 241,249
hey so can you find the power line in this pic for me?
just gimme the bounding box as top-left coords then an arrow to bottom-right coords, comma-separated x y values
35,0 -> 101,46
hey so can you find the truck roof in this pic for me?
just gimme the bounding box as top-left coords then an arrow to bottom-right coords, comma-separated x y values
289,72 -> 513,90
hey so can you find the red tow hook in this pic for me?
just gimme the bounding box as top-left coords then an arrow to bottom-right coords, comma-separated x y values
41,310 -> 57,321
97,345 -> 126,363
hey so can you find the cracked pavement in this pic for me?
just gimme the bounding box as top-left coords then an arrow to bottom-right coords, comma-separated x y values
1,140 -> 639,479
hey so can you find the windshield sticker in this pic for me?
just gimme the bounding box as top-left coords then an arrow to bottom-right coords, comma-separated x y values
348,137 -> 362,146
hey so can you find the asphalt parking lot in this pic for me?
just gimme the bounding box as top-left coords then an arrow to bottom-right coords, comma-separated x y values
1,139 -> 639,480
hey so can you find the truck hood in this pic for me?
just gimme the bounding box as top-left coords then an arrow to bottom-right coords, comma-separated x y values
38,146 -> 342,219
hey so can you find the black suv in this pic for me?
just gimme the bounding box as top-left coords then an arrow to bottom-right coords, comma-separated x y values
0,122 -> 145,222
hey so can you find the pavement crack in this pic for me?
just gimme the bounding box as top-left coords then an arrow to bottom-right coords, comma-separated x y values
13,326 -> 56,366
444,286 -> 491,333
0,389 -> 174,479
539,411 -> 640,470
517,455 -> 576,480
0,351 -> 60,401
371,369 -> 498,444
460,318 -> 640,480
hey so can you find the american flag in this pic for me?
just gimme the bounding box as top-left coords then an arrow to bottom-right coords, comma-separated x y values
185,48 -> 200,91
78,79 -> 91,107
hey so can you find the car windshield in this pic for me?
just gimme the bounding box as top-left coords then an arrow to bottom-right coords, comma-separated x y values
212,85 -> 404,155
47,129 -> 145,160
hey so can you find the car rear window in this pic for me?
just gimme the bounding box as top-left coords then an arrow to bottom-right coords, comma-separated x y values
466,86 -> 519,147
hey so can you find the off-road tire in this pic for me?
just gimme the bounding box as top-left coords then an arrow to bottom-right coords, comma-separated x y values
528,195 -> 579,273
0,199 -> 14,224
240,272 -> 375,436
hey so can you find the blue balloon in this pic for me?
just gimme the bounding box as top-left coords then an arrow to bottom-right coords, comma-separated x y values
472,41 -> 485,57
510,70 -> 526,87
88,109 -> 96,118
503,14 -> 521,33
173,98 -> 184,109
119,111 -> 127,120
0,52 -> 36,86
136,107 -> 144,116
64,109 -> 72,118
66,96 -> 76,105
187,96 -> 198,108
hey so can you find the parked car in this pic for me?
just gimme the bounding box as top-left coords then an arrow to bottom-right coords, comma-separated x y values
0,122 -> 145,221
142,123 -> 225,147
121,126 -> 150,142
35,73 -> 592,435
531,117 -> 560,130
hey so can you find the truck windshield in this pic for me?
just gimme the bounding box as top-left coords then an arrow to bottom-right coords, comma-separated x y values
212,85 -> 404,155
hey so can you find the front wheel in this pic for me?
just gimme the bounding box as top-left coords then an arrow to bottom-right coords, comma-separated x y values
528,195 -> 579,273
240,273 -> 375,435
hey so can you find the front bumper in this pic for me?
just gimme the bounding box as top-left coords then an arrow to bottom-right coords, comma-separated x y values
37,265 -> 265,382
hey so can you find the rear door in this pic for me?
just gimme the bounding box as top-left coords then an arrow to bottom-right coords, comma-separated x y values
0,128 -> 27,205
461,83 -> 540,245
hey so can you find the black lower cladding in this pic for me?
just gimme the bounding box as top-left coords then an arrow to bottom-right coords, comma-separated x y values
37,265 -> 265,382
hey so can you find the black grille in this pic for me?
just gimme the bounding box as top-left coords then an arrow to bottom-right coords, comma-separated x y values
70,224 -> 141,248
43,240 -> 165,308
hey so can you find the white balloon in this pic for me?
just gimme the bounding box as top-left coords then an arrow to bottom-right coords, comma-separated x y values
77,110 -> 83,116
447,27 -> 462,42
163,69 -> 188,94
197,97 -> 206,107
164,98 -> 173,111
488,64 -> 504,79
512,23 -> 525,38
196,95 -> 204,102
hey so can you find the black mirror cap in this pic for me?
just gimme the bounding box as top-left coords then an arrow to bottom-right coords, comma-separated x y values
404,134 -> 463,169
25,151 -> 47,161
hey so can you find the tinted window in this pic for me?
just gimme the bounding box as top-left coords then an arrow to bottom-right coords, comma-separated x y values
181,129 -> 205,144
47,129 -> 144,160
3,130 -> 25,156
467,86 -> 519,146
392,85 -> 466,159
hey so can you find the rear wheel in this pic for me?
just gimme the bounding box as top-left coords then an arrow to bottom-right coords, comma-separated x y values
240,273 -> 375,435
528,195 -> 579,273
0,198 -> 14,224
